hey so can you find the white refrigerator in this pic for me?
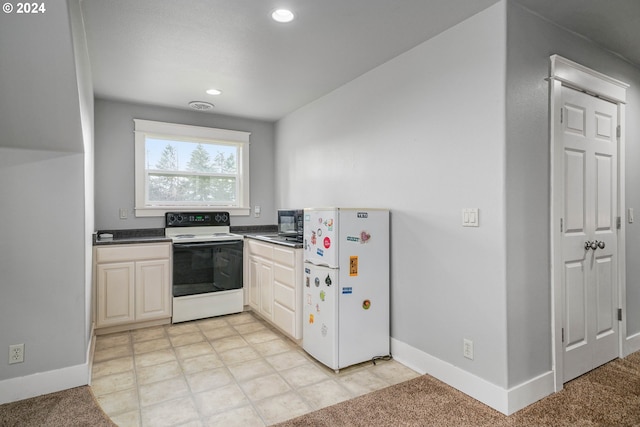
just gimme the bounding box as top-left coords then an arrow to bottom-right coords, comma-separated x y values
302,207 -> 390,371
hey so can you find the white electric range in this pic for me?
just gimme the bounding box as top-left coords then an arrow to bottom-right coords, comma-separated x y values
166,212 -> 244,323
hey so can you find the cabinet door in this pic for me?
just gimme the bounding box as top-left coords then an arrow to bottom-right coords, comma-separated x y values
135,259 -> 171,321
259,261 -> 274,319
248,256 -> 261,310
96,262 -> 135,327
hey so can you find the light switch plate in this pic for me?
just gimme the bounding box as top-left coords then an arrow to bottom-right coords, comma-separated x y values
462,208 -> 479,227
463,338 -> 474,360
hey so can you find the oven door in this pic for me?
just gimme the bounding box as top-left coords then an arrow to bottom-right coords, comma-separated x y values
172,240 -> 243,297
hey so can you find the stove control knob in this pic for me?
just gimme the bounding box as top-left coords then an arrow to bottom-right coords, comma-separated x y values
168,215 -> 176,224
215,214 -> 222,222
177,215 -> 183,222
222,213 -> 228,222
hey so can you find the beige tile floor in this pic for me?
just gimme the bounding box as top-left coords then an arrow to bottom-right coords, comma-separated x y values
91,311 -> 420,427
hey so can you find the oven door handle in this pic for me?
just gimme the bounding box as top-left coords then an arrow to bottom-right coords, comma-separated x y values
172,241 -> 242,249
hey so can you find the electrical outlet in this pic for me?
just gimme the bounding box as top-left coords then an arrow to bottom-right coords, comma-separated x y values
463,338 -> 474,360
9,344 -> 24,364
119,208 -> 128,220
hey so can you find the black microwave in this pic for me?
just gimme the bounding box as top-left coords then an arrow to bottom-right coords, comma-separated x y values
277,209 -> 304,242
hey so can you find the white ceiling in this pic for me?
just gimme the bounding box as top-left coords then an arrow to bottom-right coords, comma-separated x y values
81,0 -> 640,122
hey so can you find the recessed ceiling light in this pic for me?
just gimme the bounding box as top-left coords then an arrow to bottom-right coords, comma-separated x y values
206,88 -> 222,96
271,9 -> 294,23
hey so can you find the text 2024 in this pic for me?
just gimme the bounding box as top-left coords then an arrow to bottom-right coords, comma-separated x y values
17,2 -> 46,13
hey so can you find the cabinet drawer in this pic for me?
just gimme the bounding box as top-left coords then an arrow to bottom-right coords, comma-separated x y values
273,246 -> 295,267
273,264 -> 295,288
248,240 -> 273,259
96,244 -> 170,263
273,302 -> 295,337
273,281 -> 295,311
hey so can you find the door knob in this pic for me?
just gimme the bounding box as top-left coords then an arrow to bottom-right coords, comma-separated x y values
585,240 -> 606,250
584,240 -> 604,251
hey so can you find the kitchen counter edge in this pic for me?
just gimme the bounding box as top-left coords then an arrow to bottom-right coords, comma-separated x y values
93,228 -> 171,246
92,226 -> 302,248
244,234 -> 303,248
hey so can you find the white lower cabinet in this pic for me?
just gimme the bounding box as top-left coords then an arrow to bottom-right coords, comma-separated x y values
246,239 -> 303,340
135,260 -> 171,321
95,243 -> 171,331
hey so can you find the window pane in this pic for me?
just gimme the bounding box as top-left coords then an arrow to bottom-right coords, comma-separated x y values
147,174 -> 237,203
145,137 -> 238,205
147,138 -> 237,173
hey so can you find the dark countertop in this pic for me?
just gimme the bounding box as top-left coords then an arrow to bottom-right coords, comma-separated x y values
93,228 -> 171,246
244,233 -> 303,248
93,225 -> 290,246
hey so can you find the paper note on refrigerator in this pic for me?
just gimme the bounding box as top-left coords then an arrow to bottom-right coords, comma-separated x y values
349,256 -> 358,276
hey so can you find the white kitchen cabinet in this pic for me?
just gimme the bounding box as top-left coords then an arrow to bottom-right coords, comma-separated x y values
96,262 -> 135,326
247,239 -> 274,319
95,243 -> 171,332
246,238 -> 303,340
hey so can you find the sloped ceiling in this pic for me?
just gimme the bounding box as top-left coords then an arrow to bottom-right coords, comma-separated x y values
0,2 -> 84,152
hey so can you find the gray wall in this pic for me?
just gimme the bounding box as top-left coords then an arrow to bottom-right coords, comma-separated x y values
505,2 -> 640,386
276,3 -> 510,387
69,0 -> 96,350
275,0 -> 640,393
0,0 -> 91,388
0,151 -> 87,381
94,99 -> 276,230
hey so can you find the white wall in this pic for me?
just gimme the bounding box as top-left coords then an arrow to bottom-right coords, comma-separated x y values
94,99 -> 276,230
276,3 -> 509,388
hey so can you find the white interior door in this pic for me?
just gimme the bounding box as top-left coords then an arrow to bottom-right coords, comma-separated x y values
561,85 -> 619,382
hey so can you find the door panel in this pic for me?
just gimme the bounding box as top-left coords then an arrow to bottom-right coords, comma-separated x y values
595,154 -> 612,230
564,150 -> 586,233
561,85 -> 619,383
564,261 -> 587,349
595,256 -> 614,336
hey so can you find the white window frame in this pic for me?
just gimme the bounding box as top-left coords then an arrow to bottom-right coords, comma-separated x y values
134,119 -> 251,217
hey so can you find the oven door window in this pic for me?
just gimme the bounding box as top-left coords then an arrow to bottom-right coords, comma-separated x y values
172,240 -> 243,297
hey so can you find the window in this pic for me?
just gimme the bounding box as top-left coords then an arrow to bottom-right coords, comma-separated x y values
134,119 -> 250,217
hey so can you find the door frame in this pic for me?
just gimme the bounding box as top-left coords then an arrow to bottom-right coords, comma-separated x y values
549,55 -> 629,391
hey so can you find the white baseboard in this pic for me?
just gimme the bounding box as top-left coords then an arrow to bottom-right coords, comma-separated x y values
624,331 -> 640,356
0,332 -> 94,405
391,337 -> 554,415
0,362 -> 90,405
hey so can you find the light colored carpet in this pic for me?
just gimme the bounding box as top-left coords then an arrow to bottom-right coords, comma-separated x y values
277,351 -> 640,426
0,386 -> 116,427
